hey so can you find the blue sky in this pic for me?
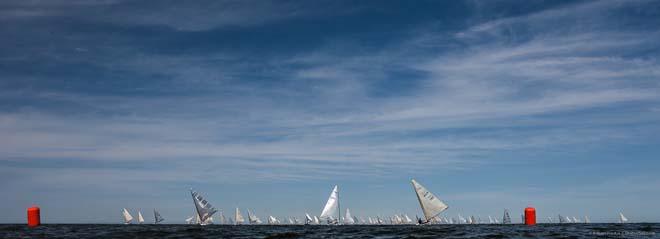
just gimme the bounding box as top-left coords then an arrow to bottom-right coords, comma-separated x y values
1,0 -> 660,223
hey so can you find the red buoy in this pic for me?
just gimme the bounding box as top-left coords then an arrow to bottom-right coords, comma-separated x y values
524,207 -> 536,225
27,206 -> 40,228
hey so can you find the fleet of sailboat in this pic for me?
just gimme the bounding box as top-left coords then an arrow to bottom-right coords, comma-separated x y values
119,184 -> 634,225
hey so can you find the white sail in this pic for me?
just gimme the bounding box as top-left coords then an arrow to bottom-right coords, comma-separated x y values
122,208 -> 134,224
154,209 -> 164,224
488,215 -> 494,224
288,217 -> 294,224
137,211 -> 145,224
566,216 -> 572,223
572,216 -> 580,223
313,215 -> 320,224
584,216 -> 590,223
268,215 -> 278,224
404,214 -> 413,223
344,208 -> 355,224
190,189 -> 218,225
619,212 -> 628,223
305,213 -> 313,224
235,208 -> 245,224
185,216 -> 194,224
247,209 -> 262,224
221,213 -> 227,224
411,179 -> 448,222
320,185 -> 339,222
458,214 -> 466,224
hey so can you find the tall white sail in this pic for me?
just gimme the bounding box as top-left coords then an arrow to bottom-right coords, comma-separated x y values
584,216 -> 590,223
313,215 -> 320,224
320,185 -> 339,223
235,208 -> 245,225
190,189 -> 218,225
154,209 -> 164,224
343,208 -> 355,224
411,179 -> 448,222
619,212 -> 628,223
122,208 -> 134,224
137,211 -> 145,224
488,215 -> 494,224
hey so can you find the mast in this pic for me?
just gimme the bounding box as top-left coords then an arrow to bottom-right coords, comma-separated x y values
337,185 -> 341,225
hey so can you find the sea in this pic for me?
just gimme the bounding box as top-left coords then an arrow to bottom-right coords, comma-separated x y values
1,223 -> 658,239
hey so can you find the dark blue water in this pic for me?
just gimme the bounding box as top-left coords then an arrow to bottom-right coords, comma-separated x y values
1,224 -> 658,238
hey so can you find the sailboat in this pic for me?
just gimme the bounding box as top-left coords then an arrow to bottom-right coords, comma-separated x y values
502,209 -> 511,224
218,212 -> 226,224
410,179 -> 448,224
320,185 -> 340,225
190,189 -> 217,225
458,214 -> 467,224
572,216 -> 580,223
122,208 -> 134,224
137,211 -> 145,224
404,214 -> 413,224
558,214 -> 565,223
313,215 -> 320,224
488,215 -> 494,224
247,209 -> 262,224
547,216 -> 553,223
235,208 -> 245,225
344,208 -> 355,224
584,216 -> 590,223
619,212 -> 628,223
154,209 -> 164,224
268,215 -> 279,224
305,213 -> 313,225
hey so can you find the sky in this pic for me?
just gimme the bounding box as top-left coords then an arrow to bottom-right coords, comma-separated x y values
1,0 -> 660,224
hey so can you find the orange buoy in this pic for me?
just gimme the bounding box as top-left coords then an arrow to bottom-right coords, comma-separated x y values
524,207 -> 536,225
27,206 -> 40,228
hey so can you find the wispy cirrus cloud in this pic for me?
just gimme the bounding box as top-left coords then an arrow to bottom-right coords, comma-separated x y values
1,0 -> 660,223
